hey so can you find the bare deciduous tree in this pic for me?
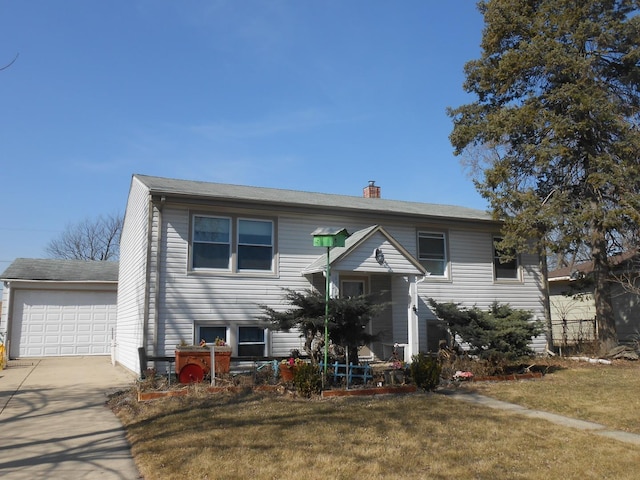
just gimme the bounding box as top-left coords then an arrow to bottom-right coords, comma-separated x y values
46,213 -> 123,261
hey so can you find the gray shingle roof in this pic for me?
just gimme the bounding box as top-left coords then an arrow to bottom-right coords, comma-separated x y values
0,258 -> 119,283
134,174 -> 495,223
302,225 -> 425,275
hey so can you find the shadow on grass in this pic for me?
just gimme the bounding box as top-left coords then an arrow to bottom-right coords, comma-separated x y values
117,388 -> 495,450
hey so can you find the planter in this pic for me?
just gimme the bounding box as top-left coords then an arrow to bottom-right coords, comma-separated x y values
175,346 -> 232,383
175,348 -> 209,383
279,365 -> 297,382
212,346 -> 232,374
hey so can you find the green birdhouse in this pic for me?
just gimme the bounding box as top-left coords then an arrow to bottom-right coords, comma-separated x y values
311,227 -> 349,248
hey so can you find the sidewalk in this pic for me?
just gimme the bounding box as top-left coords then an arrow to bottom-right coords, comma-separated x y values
440,389 -> 640,446
0,357 -> 140,479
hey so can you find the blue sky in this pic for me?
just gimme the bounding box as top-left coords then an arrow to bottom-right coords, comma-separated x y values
0,1 -> 486,269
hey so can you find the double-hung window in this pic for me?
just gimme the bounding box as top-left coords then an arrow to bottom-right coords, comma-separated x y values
193,216 -> 231,269
238,219 -> 273,271
493,236 -> 519,280
418,231 -> 447,276
237,327 -> 266,357
192,215 -> 274,272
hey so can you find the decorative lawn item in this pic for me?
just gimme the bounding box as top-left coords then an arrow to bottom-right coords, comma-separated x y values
175,344 -> 232,383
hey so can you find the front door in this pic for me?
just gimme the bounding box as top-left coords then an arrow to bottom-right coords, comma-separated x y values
340,276 -> 368,297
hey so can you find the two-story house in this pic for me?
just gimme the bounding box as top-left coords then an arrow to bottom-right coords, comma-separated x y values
115,174 -> 546,375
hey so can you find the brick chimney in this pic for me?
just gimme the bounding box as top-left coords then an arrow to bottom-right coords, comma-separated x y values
363,180 -> 381,198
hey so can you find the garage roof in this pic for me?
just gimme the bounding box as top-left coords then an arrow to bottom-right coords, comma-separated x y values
1,258 -> 119,283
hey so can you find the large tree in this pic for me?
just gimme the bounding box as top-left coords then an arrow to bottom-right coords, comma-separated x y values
46,213 -> 123,261
449,0 -> 640,354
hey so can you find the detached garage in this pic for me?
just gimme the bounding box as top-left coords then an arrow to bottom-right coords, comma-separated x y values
1,259 -> 118,359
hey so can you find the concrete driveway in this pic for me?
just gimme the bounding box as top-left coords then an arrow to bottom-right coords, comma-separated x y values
0,356 -> 140,479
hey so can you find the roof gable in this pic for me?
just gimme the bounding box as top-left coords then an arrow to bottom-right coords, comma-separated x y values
303,225 -> 426,276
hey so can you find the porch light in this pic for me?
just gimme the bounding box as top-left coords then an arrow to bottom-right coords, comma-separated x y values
311,227 -> 349,386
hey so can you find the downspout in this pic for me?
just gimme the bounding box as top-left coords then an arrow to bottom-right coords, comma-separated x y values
142,197 -> 154,354
152,195 -> 165,357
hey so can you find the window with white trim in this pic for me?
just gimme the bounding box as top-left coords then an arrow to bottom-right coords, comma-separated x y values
191,215 -> 274,272
192,216 -> 231,269
197,326 -> 228,345
238,219 -> 273,271
493,236 -> 519,280
418,231 -> 447,276
237,327 -> 266,357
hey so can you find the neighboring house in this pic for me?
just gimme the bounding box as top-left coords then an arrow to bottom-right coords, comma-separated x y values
549,254 -> 640,348
0,258 -> 118,358
115,174 -> 546,375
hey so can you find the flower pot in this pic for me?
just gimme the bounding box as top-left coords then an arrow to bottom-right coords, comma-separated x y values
279,365 -> 297,382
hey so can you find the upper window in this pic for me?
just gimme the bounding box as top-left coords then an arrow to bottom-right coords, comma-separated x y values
418,232 -> 447,276
238,219 -> 273,271
192,215 -> 274,272
193,216 -> 231,269
493,237 -> 519,280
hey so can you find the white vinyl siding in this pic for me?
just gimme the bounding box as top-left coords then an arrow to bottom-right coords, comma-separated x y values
333,232 -> 420,275
115,177 -> 152,373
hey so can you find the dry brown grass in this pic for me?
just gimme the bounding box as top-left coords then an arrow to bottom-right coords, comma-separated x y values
112,370 -> 640,480
467,359 -> 640,434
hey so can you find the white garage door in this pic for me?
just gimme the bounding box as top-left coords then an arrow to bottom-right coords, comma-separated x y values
10,290 -> 117,357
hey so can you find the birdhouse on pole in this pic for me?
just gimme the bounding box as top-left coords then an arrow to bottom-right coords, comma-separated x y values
311,227 -> 349,248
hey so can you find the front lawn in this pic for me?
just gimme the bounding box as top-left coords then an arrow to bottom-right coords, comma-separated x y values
111,362 -> 640,480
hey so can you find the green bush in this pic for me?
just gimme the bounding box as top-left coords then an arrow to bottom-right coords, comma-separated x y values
293,363 -> 322,398
428,299 -> 543,362
409,353 -> 442,391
